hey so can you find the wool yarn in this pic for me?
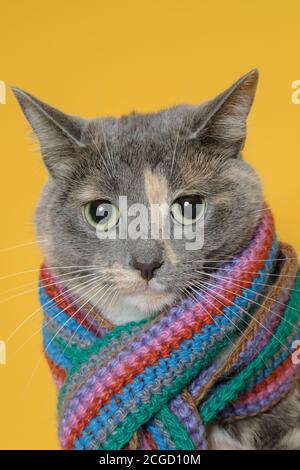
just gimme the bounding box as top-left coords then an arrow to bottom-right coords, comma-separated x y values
40,208 -> 300,450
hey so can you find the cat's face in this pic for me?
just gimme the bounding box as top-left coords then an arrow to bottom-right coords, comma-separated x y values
13,70 -> 263,324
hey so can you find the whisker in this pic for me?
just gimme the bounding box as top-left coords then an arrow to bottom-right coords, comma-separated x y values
186,279 -> 274,403
197,266 -> 300,292
23,279 -> 112,393
178,282 -> 238,352
6,273 -> 104,342
188,282 -> 254,349
188,279 -> 271,370
38,271 -> 109,325
0,264 -> 100,282
181,259 -> 299,268
0,270 -> 100,304
195,269 -> 300,317
100,121 -> 116,174
0,267 -> 97,298
0,239 -> 46,252
78,284 -> 119,343
170,127 -> 181,178
179,261 -> 300,279
252,207 -> 272,213
18,278 -> 108,358
199,264 -> 300,279
192,277 -> 291,353
87,127 -> 113,179
59,283 -> 114,358
182,256 -> 298,266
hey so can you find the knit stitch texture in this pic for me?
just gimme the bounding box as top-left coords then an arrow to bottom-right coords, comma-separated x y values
40,209 -> 300,450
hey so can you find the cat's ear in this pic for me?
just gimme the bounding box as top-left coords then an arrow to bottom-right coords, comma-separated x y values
188,69 -> 259,157
12,87 -> 86,178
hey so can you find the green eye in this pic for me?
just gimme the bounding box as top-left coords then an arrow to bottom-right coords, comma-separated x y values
171,195 -> 205,225
83,200 -> 120,231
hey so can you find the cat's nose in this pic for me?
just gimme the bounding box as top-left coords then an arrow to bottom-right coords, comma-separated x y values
131,259 -> 163,281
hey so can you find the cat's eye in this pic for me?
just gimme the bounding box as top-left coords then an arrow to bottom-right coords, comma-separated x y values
83,200 -> 120,231
170,195 -> 205,225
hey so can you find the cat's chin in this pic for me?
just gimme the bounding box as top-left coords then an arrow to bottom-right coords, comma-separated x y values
100,283 -> 176,325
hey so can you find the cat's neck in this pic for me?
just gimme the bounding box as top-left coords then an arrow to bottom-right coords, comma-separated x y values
89,288 -> 176,325
99,297 -> 158,325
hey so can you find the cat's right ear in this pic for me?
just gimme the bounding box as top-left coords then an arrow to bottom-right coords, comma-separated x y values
12,87 -> 86,178
187,69 -> 259,158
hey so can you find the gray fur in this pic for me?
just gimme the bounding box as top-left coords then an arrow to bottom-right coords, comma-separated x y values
12,69 -> 300,449
11,69 -> 262,317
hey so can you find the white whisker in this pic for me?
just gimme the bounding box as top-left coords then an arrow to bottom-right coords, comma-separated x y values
0,239 -> 46,253
21,279 -> 110,394
6,273 -> 104,343
0,264 -> 100,283
195,269 -> 300,317
192,277 -> 291,353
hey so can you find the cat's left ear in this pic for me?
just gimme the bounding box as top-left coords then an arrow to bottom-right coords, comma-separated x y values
12,87 -> 86,178
188,69 -> 259,157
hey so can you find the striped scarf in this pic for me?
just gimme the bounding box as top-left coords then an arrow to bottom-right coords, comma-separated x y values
40,208 -> 300,450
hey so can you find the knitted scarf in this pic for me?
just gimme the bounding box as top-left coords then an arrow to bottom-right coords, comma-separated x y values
40,208 -> 300,450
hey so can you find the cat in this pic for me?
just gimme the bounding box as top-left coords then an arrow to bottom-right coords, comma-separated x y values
13,69 -> 300,449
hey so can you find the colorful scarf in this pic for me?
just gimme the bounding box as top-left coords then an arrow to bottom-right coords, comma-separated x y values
40,208 -> 300,450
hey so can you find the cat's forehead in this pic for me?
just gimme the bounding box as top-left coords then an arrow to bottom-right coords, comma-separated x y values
75,102 -> 240,203
79,111 -> 228,203
100,105 -> 188,137
77,146 -> 222,209
86,106 -> 189,161
78,116 -> 178,203
83,111 -> 186,191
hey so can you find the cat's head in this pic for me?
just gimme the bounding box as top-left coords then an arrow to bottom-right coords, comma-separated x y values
13,70 -> 263,324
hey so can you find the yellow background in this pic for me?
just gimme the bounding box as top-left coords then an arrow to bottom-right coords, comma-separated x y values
0,0 -> 299,449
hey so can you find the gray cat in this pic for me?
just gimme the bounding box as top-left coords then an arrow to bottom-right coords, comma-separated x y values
13,70 -> 300,449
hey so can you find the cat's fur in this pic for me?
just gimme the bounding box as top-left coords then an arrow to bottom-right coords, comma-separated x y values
13,70 -> 300,449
